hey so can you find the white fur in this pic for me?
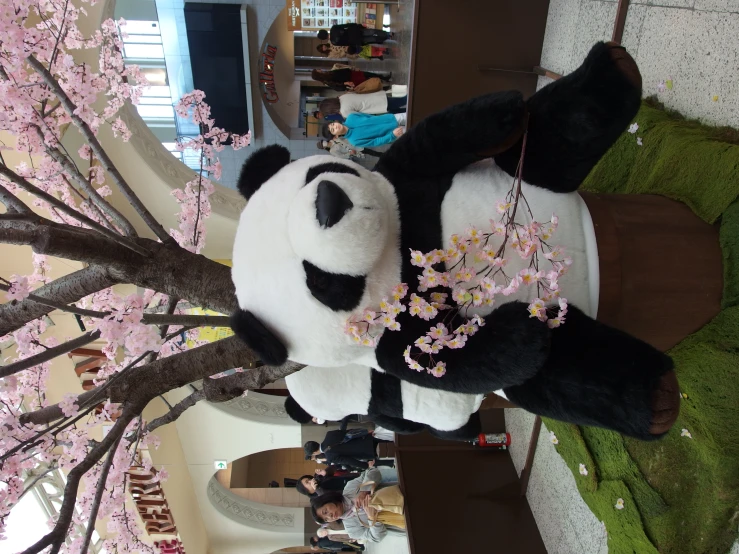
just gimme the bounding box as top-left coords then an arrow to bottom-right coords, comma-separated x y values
285,364 -> 373,421
441,160 -> 596,317
400,382 -> 483,431
232,156 -> 401,367
285,364 -> 483,431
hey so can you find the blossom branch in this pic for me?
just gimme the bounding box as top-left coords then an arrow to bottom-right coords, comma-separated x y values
32,125 -> 137,236
143,388 -> 206,434
0,286 -> 229,327
0,164 -> 150,256
0,180 -> 31,214
19,408 -> 139,554
0,265 -> 117,336
0,330 -> 101,379
26,55 -> 175,245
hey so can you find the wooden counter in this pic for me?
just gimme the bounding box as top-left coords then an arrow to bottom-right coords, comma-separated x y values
395,410 -> 546,554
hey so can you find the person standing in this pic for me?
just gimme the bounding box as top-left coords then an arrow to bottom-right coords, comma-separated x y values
318,24 -> 393,48
304,428 -> 394,471
333,91 -> 407,118
327,113 -> 406,148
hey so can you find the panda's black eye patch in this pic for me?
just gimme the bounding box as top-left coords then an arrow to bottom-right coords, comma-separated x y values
303,260 -> 365,312
305,163 -> 360,186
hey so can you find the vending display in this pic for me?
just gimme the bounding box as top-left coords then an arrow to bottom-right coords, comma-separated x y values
296,0 -> 357,31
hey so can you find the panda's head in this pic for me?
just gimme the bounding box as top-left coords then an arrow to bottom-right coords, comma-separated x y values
230,145 -> 401,367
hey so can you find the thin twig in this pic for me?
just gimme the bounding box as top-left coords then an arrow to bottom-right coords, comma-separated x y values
79,430 -> 123,554
0,179 -> 31,213
0,165 -> 150,256
0,330 -> 101,379
27,55 -> 175,245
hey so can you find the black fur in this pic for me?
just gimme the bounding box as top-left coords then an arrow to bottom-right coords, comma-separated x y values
377,90 -> 525,179
368,370 -> 404,418
371,413 -> 427,435
375,302 -> 550,394
503,305 -> 674,441
428,412 -> 482,441
236,145 -> 291,199
230,309 -> 288,366
285,395 -> 313,424
302,260 -> 366,312
306,162 -> 360,185
495,42 -> 643,192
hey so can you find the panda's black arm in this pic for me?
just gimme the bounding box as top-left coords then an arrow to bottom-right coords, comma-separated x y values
376,91 -> 526,180
369,413 -> 427,435
375,302 -> 550,395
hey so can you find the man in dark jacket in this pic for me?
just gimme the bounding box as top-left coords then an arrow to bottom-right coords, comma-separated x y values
304,429 -> 394,470
317,24 -> 392,49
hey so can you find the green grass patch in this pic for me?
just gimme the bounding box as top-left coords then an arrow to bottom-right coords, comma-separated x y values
582,99 -> 739,224
546,100 -> 739,554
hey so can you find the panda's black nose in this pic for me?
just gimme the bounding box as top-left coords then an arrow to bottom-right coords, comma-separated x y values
315,180 -> 353,228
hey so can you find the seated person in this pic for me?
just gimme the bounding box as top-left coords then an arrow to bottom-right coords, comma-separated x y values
325,113 -> 406,149
311,467 -> 405,543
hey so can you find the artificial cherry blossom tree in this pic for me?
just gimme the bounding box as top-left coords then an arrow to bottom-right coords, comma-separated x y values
0,2 -> 301,553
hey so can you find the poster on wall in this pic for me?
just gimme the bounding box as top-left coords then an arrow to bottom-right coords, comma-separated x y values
287,0 -> 357,32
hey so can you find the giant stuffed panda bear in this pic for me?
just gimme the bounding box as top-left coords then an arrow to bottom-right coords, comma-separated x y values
283,364 -> 484,440
230,42 -> 680,441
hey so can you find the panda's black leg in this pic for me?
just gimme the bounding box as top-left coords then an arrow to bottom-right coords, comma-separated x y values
494,41 -> 642,193
502,305 -> 680,441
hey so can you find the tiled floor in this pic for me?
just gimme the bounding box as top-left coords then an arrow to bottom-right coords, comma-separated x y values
537,0 -> 739,128
505,409 -> 608,554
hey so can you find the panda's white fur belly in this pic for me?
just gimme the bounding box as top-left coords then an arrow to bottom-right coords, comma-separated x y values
441,159 -> 599,318
285,364 -> 483,431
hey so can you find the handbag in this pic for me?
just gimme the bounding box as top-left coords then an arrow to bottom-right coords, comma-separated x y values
352,77 -> 383,94
358,482 -> 406,529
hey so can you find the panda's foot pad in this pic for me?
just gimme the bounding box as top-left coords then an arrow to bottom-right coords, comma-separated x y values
605,41 -> 642,89
649,370 -> 680,435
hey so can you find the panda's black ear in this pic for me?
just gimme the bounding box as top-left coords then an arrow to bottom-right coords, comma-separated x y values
230,309 -> 288,366
236,144 -> 291,200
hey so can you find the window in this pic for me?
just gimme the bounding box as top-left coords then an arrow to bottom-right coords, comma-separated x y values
136,104 -> 175,119
122,20 -> 161,35
123,43 -> 165,59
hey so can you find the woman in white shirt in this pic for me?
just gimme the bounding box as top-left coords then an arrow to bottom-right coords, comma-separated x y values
319,91 -> 407,120
311,467 -> 404,543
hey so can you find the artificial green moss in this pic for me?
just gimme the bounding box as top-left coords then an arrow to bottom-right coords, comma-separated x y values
720,200 -> 739,308
545,100 -> 739,554
582,100 -> 739,224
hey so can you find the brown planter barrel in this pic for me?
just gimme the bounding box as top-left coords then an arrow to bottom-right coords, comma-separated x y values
580,192 -> 723,352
